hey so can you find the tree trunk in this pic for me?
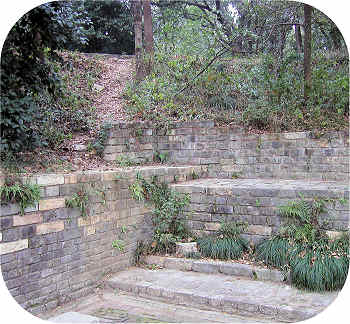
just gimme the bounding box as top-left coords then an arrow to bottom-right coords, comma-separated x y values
142,0 -> 154,75
132,0 -> 144,81
295,24 -> 303,53
303,4 -> 312,102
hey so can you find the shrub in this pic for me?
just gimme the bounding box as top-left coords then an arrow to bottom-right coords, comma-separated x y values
255,196 -> 349,291
129,174 -> 191,254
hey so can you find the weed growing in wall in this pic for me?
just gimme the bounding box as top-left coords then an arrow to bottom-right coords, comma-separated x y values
0,179 -> 40,215
65,187 -> 89,217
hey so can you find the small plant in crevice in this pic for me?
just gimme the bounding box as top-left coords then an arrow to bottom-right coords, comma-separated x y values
255,195 -> 349,291
90,122 -> 113,156
231,172 -> 242,179
65,187 -> 89,217
197,221 -> 249,260
153,151 -> 168,164
0,179 -> 41,215
129,174 -> 192,254
115,154 -> 139,167
112,239 -> 125,252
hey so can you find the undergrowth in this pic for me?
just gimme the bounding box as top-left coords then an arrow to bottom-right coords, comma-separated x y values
65,186 -> 89,217
129,173 -> 191,254
197,221 -> 249,260
255,195 -> 349,291
124,50 -> 348,131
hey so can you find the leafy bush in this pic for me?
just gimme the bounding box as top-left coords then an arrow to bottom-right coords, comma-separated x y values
197,221 -> 249,260
124,49 -> 348,132
0,2 -> 91,153
129,174 -> 191,254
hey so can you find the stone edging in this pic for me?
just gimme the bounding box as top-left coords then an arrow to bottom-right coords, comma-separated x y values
143,255 -> 289,283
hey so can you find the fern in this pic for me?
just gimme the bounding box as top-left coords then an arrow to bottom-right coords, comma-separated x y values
0,182 -> 41,215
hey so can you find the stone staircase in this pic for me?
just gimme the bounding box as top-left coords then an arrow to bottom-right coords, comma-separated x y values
105,265 -> 338,322
103,176 -> 348,322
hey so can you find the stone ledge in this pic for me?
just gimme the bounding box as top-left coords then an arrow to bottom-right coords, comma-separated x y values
143,256 -> 287,283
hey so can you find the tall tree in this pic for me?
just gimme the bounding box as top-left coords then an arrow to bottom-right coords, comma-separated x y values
132,0 -> 144,80
303,3 -> 312,102
143,0 -> 154,74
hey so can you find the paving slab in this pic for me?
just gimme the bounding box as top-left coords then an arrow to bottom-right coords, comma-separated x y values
106,267 -> 339,322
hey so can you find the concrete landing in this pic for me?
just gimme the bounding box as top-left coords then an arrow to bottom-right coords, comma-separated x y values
106,267 -> 339,322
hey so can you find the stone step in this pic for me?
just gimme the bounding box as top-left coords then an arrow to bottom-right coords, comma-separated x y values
43,289 -> 272,323
106,267 -> 338,323
171,178 -> 349,244
143,255 -> 287,283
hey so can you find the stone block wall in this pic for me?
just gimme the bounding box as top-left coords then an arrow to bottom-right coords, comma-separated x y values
172,179 -> 349,245
104,120 -> 349,182
0,165 -> 205,315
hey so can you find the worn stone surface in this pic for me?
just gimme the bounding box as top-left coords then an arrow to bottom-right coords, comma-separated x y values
0,239 -> 28,255
175,242 -> 197,256
106,267 -> 339,322
41,291 -> 269,323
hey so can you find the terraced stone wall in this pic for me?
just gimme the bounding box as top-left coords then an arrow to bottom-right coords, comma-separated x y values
172,179 -> 349,245
0,166 -> 204,315
104,120 -> 349,182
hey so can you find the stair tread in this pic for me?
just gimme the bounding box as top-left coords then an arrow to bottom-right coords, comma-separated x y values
107,267 -> 338,317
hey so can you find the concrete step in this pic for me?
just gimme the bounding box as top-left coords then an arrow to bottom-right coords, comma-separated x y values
171,178 -> 349,244
106,267 -> 338,322
143,255 -> 287,283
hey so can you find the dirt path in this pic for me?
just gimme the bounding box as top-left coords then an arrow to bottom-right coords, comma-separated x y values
91,54 -> 134,124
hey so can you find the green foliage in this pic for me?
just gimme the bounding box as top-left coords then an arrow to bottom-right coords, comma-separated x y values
197,221 -> 249,260
255,196 -> 349,291
153,151 -> 169,164
112,239 -> 126,252
67,0 -> 134,54
65,188 -> 89,217
0,181 -> 41,215
288,240 -> 349,291
255,236 -> 291,268
1,2 -> 91,153
91,122 -> 113,156
129,175 -> 191,254
116,155 -> 139,167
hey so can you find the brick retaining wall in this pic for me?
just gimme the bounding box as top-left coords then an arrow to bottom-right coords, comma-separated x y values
0,166 -> 204,315
104,121 -> 349,182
